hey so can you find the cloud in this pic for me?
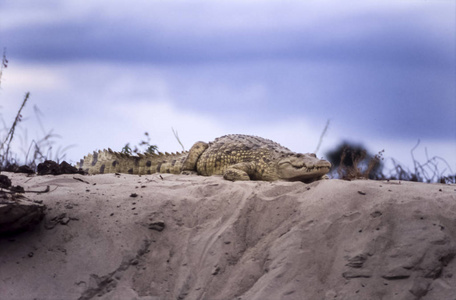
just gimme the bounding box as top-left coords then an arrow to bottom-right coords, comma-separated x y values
2,0 -> 453,68
1,63 -> 67,91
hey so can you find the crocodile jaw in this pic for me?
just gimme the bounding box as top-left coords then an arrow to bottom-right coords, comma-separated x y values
277,153 -> 331,182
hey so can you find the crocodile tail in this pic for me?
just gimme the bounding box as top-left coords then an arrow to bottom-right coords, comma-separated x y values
77,149 -> 189,175
77,149 -> 121,174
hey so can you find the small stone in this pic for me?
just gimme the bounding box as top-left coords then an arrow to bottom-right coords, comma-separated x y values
370,211 -> 382,218
346,254 -> 367,268
148,221 -> 165,232
382,267 -> 411,280
212,266 -> 221,275
342,271 -> 372,279
60,217 -> 70,225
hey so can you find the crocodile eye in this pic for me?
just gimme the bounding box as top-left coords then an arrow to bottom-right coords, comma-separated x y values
310,153 -> 317,158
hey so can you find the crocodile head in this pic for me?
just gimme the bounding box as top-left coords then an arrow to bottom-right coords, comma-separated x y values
277,153 -> 331,182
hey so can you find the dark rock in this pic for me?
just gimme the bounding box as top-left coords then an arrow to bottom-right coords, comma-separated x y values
0,175 -> 12,189
10,185 -> 25,193
37,160 -> 83,175
16,165 -> 35,174
37,161 -> 60,175
0,192 -> 46,235
1,164 -> 35,174
1,164 -> 18,173
59,161 -> 80,174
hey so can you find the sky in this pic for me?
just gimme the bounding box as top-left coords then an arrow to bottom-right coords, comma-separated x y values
1,0 -> 455,177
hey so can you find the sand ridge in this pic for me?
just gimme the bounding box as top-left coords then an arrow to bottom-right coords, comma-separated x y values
0,172 -> 455,300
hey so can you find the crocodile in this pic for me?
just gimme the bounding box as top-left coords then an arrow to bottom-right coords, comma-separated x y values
77,134 -> 331,182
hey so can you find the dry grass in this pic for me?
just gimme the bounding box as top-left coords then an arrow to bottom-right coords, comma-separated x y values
334,141 -> 455,184
0,51 -> 70,172
122,132 -> 158,155
0,93 -> 30,169
385,140 -> 455,184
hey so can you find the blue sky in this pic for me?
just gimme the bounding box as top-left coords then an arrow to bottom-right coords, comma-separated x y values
1,0 -> 455,175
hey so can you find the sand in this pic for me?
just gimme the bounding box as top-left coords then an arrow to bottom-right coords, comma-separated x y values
0,172 -> 455,300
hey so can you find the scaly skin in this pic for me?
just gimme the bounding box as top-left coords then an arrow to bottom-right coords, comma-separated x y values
77,134 -> 331,182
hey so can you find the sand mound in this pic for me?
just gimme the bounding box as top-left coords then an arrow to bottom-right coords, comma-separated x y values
0,173 -> 455,300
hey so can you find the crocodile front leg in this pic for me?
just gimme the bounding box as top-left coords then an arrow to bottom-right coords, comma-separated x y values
223,162 -> 256,181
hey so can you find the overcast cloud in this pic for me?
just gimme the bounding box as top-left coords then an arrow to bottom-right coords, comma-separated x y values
1,0 -> 455,174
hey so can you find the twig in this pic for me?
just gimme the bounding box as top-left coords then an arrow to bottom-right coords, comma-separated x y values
172,127 -> 185,151
314,119 -> 330,154
0,48 -> 7,88
73,177 -> 90,184
1,92 -> 30,165
410,139 -> 421,181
